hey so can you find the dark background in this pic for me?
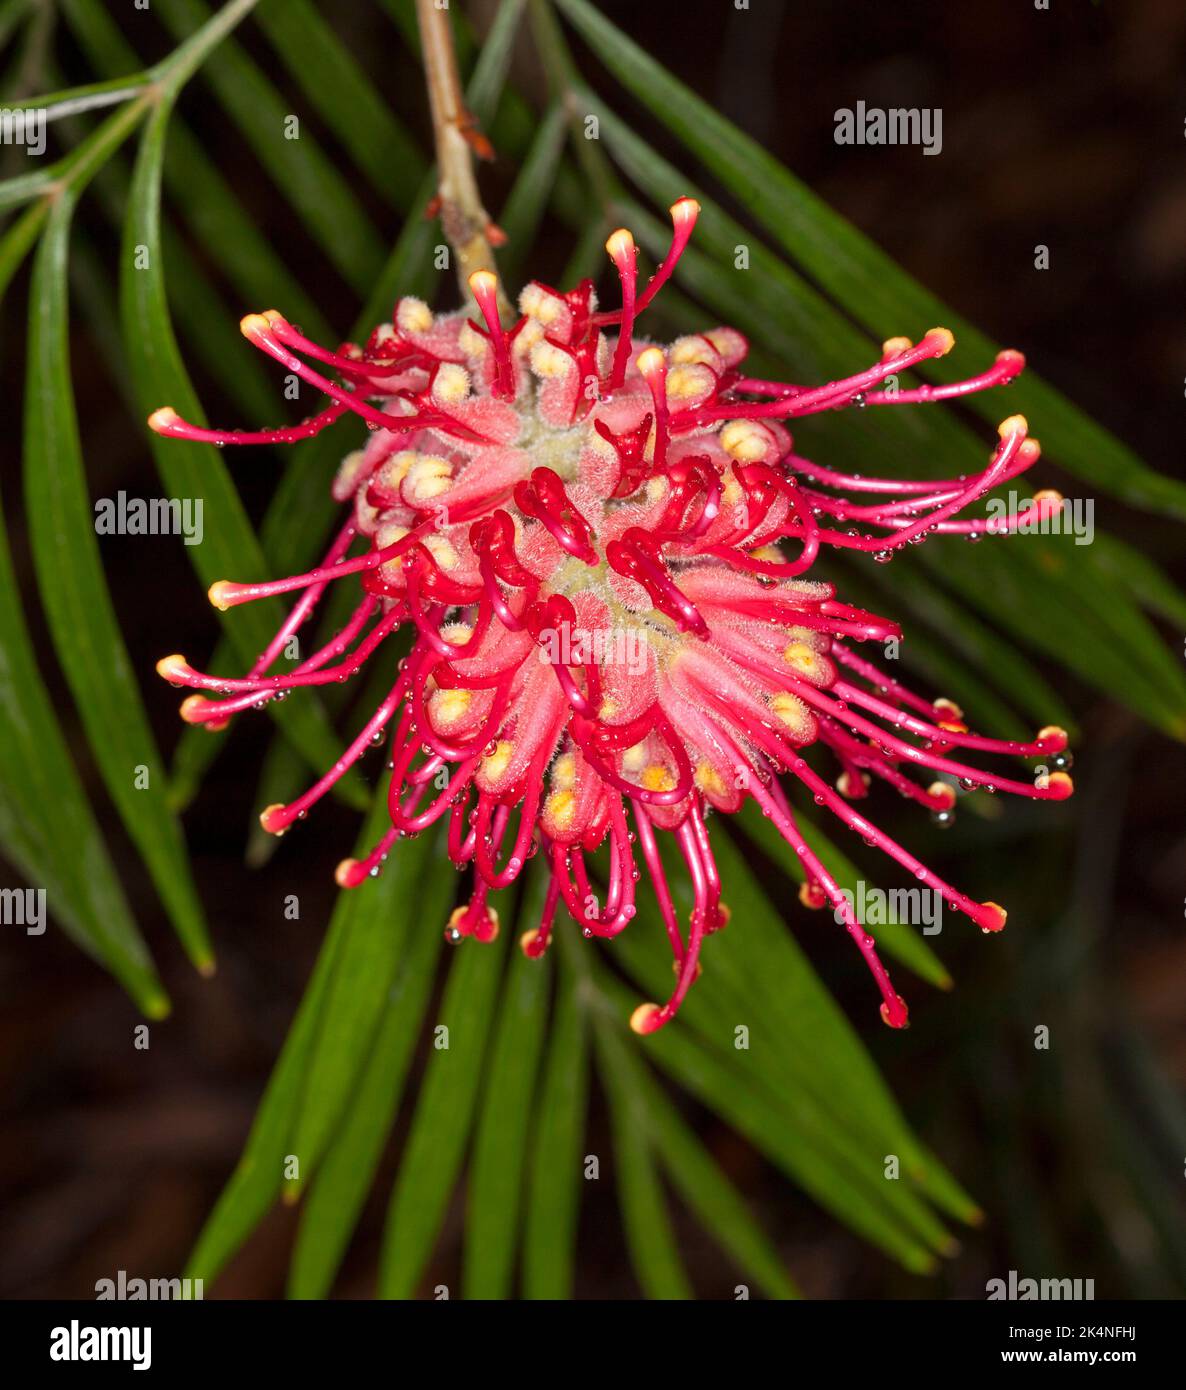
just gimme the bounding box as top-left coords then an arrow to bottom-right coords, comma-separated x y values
1,0 -> 1184,1299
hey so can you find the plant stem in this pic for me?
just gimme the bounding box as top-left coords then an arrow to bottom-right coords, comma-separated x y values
415,0 -> 503,302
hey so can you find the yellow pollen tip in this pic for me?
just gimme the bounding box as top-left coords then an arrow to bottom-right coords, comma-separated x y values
1047,771 -> 1074,797
798,880 -> 827,910
881,335 -> 912,358
933,698 -> 964,721
1032,488 -> 1063,507
156,653 -> 187,680
520,928 -> 543,958
927,781 -> 957,808
468,269 -> 498,298
938,720 -> 968,735
980,900 -> 1008,930
239,312 -> 274,341
207,581 -> 233,611
605,228 -> 635,260
259,803 -> 287,835
629,1002 -> 663,1035
335,858 -> 359,888
179,695 -> 209,723
998,413 -> 1029,439
1036,725 -> 1067,745
147,406 -> 180,432
671,196 -> 700,222
925,326 -> 956,356
636,347 -> 665,376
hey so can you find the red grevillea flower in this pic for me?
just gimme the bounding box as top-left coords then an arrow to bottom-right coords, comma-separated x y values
151,199 -> 1074,1034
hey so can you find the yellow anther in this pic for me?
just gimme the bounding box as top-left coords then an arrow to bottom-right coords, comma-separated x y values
405,455 -> 453,503
998,413 -> 1029,439
396,297 -> 433,334
430,688 -> 473,725
640,764 -> 676,793
432,362 -> 471,403
925,326 -> 956,356
719,419 -> 771,461
545,789 -> 576,830
783,640 -> 820,674
482,739 -> 515,781
694,761 -> 728,797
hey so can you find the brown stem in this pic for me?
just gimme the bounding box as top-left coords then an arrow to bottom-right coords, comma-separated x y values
416,0 -> 504,304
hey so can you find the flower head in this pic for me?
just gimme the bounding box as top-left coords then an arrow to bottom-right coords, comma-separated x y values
153,199 -> 1073,1033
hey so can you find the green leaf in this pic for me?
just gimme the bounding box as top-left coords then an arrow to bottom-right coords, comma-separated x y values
462,875 -> 552,1299
154,0 -> 386,296
377,930 -> 509,1298
186,791 -> 400,1285
287,824 -> 452,1186
23,194 -> 212,972
0,479 -> 167,1015
252,0 -> 426,206
553,0 -> 1186,519
521,946 -> 588,1299
592,1003 -> 798,1299
601,1047 -> 694,1299
119,98 -> 369,807
287,897 -> 447,1299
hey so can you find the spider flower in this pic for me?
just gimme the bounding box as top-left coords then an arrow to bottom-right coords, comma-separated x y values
151,200 -> 1073,1033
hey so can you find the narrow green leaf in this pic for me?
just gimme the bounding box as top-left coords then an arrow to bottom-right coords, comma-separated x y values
553,0 -> 1186,518
23,194 -> 212,970
119,98 -> 369,807
593,1011 -> 798,1299
287,825 -> 451,1185
462,874 -> 552,1299
154,0 -> 386,296
252,0 -> 426,205
186,790 -> 394,1285
496,101 -> 568,286
0,481 -> 167,1015
287,897 -> 447,1299
593,1006 -> 693,1299
521,947 -> 588,1299
377,931 -> 509,1299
